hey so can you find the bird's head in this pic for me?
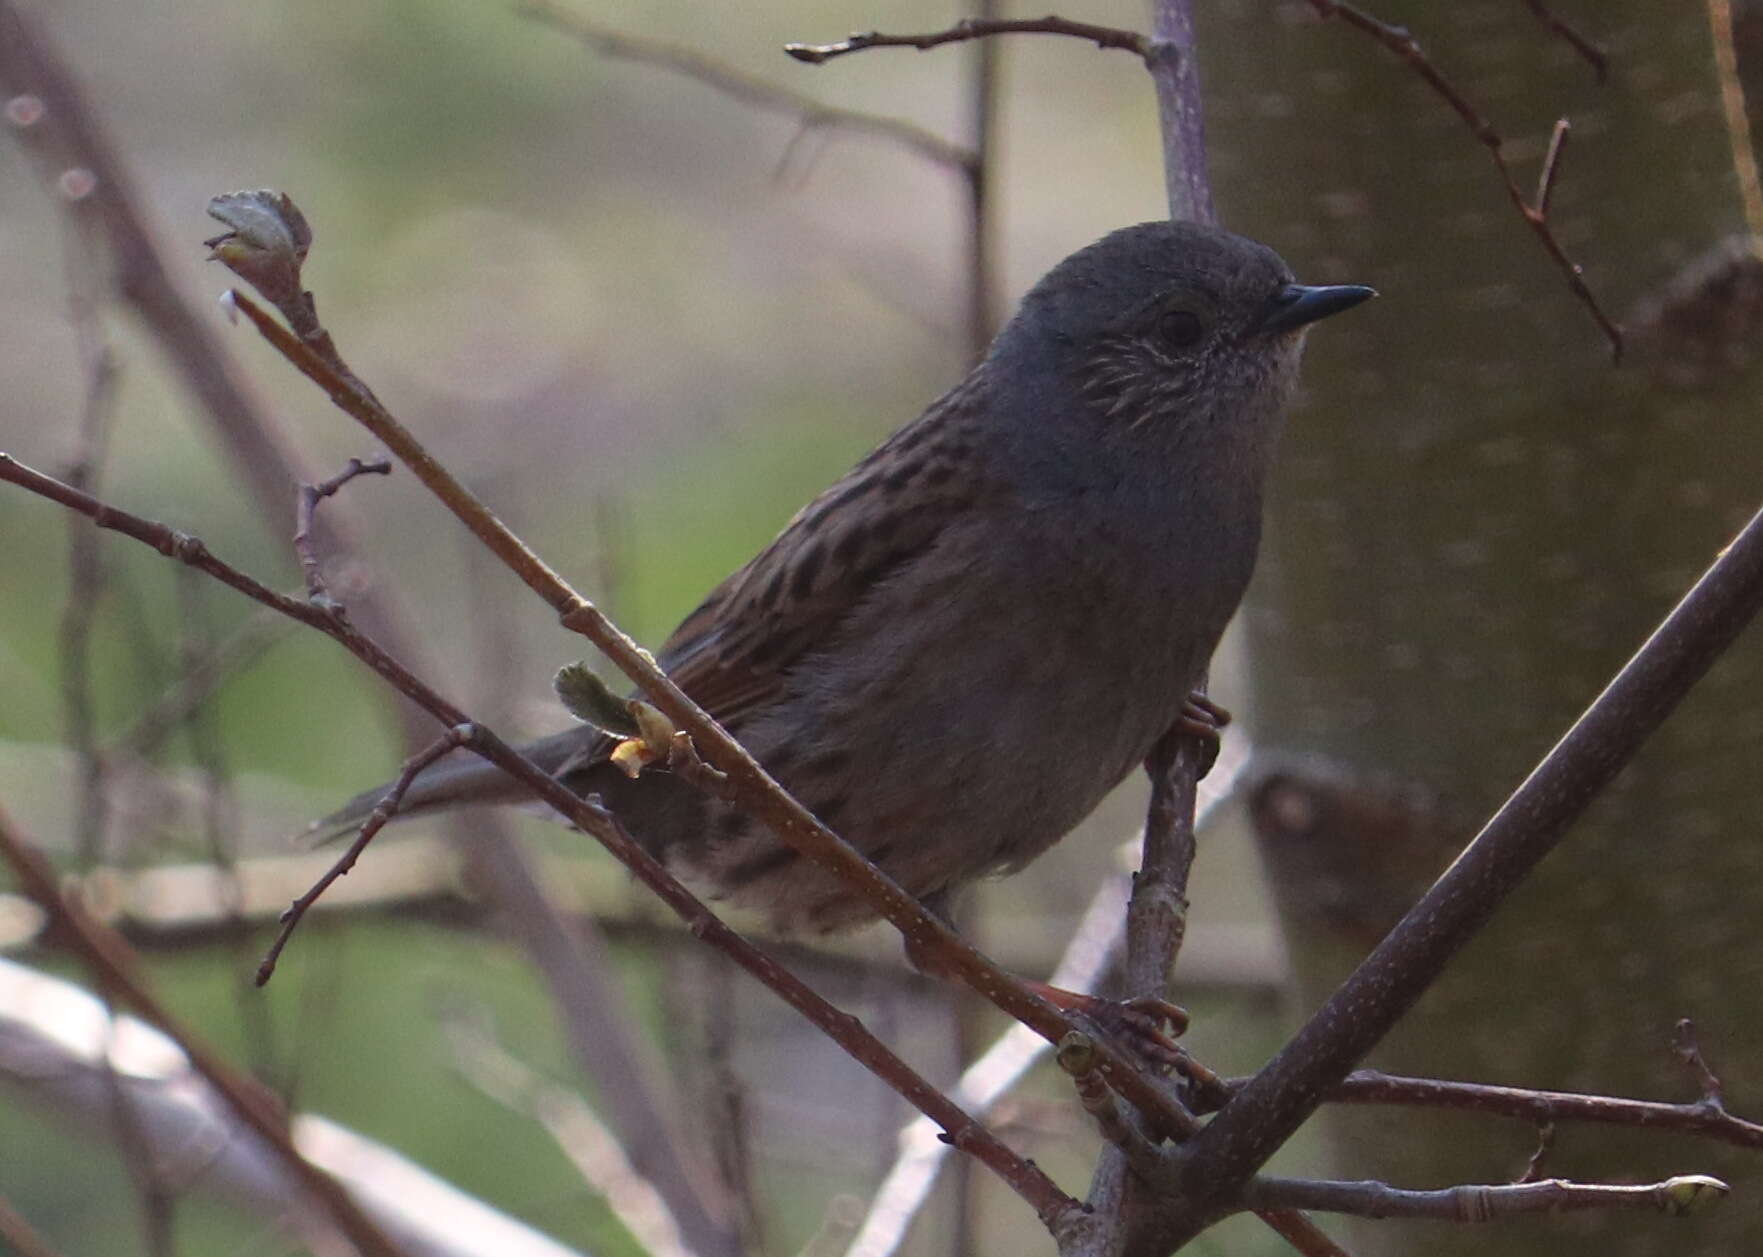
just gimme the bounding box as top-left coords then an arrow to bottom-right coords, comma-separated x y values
989,221 -> 1372,463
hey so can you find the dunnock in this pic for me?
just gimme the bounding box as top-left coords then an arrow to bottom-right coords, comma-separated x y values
317,221 -> 1371,948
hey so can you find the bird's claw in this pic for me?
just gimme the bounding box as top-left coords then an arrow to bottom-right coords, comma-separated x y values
1062,992 -> 1190,1072
1175,692 -> 1232,779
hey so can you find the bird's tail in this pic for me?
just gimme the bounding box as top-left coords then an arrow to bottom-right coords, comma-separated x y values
303,725 -> 610,845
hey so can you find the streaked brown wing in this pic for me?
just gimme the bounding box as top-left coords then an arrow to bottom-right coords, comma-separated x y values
656,373 -> 998,726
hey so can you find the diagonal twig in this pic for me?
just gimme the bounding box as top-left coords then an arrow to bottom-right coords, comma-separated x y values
1518,0 -> 1608,81
1302,1 -> 1622,358
255,725 -> 474,986
0,806 -> 409,1257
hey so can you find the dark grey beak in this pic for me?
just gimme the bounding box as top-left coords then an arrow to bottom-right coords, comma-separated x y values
1257,283 -> 1376,335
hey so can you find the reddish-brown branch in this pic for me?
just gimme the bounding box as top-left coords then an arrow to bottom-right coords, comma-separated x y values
0,453 -> 1081,1231
0,807 -> 408,1257
256,725 -> 473,986
0,1195 -> 69,1257
1301,1 -> 1622,358
785,16 -> 1151,65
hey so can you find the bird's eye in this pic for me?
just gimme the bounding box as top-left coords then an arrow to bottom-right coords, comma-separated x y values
1157,309 -> 1204,351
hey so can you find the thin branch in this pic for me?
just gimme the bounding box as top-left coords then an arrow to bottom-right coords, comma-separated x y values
1518,0 -> 1608,81
0,807 -> 409,1257
785,17 -> 1152,65
1210,1066 -> 1763,1151
0,453 -> 1081,1232
256,726 -> 474,986
1302,1 -> 1623,358
0,1195 -> 70,1257
1242,1173 -> 1729,1222
516,0 -> 974,174
1515,1123 -> 1555,1185
1250,1209 -> 1355,1257
1672,1018 -> 1728,1110
1174,491 -> 1763,1234
108,609 -> 292,758
294,456 -> 391,603
203,198 -> 1195,1143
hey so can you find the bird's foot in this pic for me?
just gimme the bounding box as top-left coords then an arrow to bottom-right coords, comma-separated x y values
1027,980 -> 1189,1071
1174,692 -> 1232,779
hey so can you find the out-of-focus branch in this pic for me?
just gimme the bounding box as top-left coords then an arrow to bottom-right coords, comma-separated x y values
0,808 -> 408,1257
0,958 -> 596,1257
0,1196 -> 68,1257
517,0 -> 974,174
0,452 -> 1082,1232
443,1011 -> 693,1257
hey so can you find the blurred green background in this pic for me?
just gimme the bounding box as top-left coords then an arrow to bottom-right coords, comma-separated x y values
0,2 -> 1302,1254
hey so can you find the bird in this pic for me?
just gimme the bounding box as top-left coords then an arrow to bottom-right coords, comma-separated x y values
315,220 -> 1371,1001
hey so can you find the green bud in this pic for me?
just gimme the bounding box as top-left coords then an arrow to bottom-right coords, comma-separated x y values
553,661 -> 639,736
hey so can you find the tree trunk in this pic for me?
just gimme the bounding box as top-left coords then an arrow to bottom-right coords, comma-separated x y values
1202,5 -> 1763,1253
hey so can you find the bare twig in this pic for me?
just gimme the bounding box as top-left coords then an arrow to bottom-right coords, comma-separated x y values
256,726 -> 474,986
0,806 -> 409,1257
517,0 -> 973,174
205,203 -> 1193,1142
1515,1123 -> 1555,1184
1673,1018 -> 1728,1110
785,17 -> 1152,65
1169,493 -> 1763,1242
108,609 -> 292,758
1518,0 -> 1608,80
1208,1065 -> 1763,1151
294,456 -> 391,603
1301,1 -> 1622,358
1242,1173 -> 1729,1221
0,453 -> 1081,1231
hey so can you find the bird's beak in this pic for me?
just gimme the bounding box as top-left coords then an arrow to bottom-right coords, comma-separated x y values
1256,283 -> 1377,335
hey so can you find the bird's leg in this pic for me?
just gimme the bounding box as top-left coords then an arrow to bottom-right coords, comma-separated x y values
901,921 -> 1187,1071
1174,691 -> 1231,779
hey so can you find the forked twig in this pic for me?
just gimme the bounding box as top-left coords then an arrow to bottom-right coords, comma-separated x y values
255,725 -> 474,986
1302,1 -> 1622,358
